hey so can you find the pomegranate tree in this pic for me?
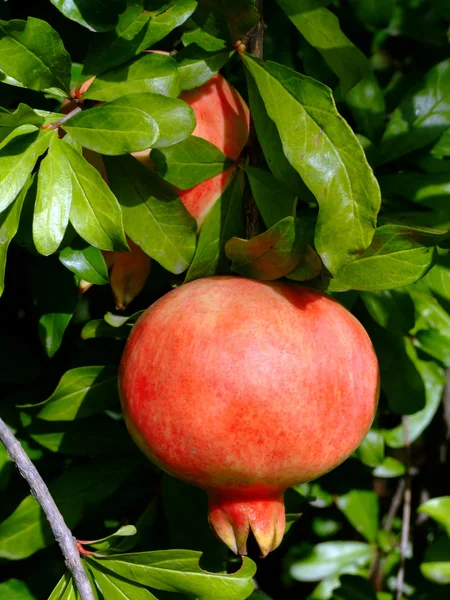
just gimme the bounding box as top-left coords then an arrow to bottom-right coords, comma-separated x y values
119,277 -> 379,557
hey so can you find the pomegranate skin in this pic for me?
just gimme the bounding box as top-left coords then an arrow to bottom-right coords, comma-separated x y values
119,277 -> 379,556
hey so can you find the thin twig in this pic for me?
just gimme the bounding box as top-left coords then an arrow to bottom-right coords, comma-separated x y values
396,417 -> 412,600
42,106 -> 82,130
384,479 -> 406,532
0,418 -> 94,600
244,0 -> 264,239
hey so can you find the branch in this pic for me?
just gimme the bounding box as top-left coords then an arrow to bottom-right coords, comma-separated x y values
396,417 -> 412,600
42,106 -> 82,130
0,418 -> 95,600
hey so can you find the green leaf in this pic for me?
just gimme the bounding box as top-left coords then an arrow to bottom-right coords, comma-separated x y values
105,155 -> 197,274
290,542 -> 375,582
83,525 -> 138,552
0,17 -> 71,95
373,457 -> 406,479
110,92 -> 196,149
243,166 -> 296,228
84,52 -> 181,102
88,562 -> 157,599
0,127 -> 54,213
379,59 -> 450,164
88,551 -> 256,600
26,415 -> 135,456
151,136 -> 233,189
225,216 -> 304,280
0,579 -> 36,600
360,289 -> 415,334
423,250 -> 450,303
35,365 -> 119,421
421,537 -> 450,585
0,175 -> 28,296
431,128 -> 450,160
332,574 -> 377,600
345,72 -> 385,142
276,0 -> 369,92
175,46 -> 233,90
188,0 -> 259,44
185,169 -> 244,282
0,104 -> 44,143
47,573 -> 72,600
415,330 -> 450,367
33,135 -> 72,255
0,457 -> 142,559
61,140 -> 128,251
243,55 -> 381,274
84,0 -> 197,77
411,290 -> 450,337
50,0 -> 127,33
59,238 -> 109,284
337,490 -> 379,543
32,254 -> 78,358
62,103 -> 159,156
354,430 -> 385,468
324,225 -> 440,292
419,497 -> 450,536
349,0 -> 395,29
81,319 -> 132,341
382,358 -> 445,448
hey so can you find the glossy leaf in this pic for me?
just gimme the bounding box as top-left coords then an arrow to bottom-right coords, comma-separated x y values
111,92 -> 196,149
185,170 -> 245,282
290,542 -> 374,582
373,457 -> 406,478
0,17 -> 71,95
59,239 -> 109,285
225,217 -> 304,280
243,166 -> 296,228
380,59 -> 450,164
419,497 -> 450,536
421,537 -> 450,585
243,55 -> 381,274
345,72 -> 385,142
33,135 -> 72,255
360,289 -> 415,334
324,225 -> 440,292
0,579 -> 36,600
354,430 -> 385,468
62,102 -> 159,155
337,490 -> 379,543
61,141 -> 128,251
35,365 -> 119,421
84,0 -> 197,76
89,551 -> 256,599
81,319 -> 132,341
151,136 -> 233,189
0,458 -> 141,559
276,0 -> 369,92
84,52 -> 181,101
105,155 -> 197,274
50,0 -> 127,33
382,358 -> 445,448
349,0 -> 395,29
415,330 -> 450,366
175,46 -> 234,90
0,176 -> 28,296
188,0 -> 259,44
89,563 -> 157,599
83,524 -> 138,552
0,104 -> 43,143
0,127 -> 54,213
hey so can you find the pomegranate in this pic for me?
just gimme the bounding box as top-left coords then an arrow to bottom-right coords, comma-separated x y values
119,277 -> 379,556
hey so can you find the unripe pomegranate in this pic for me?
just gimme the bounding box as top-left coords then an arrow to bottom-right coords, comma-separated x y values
119,277 -> 379,557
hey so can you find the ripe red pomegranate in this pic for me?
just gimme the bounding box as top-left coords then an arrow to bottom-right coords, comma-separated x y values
119,277 -> 379,556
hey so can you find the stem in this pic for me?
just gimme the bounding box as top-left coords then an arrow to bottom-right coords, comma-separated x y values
42,106 -> 82,130
244,0 -> 264,239
396,417 -> 412,600
0,418 -> 95,600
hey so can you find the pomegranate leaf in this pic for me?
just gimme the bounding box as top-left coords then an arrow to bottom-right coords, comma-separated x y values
59,238 -> 109,285
62,103 -> 160,156
419,497 -> 450,536
188,0 -> 259,45
34,365 -> 119,421
379,59 -> 450,165
0,578 -> 35,600
59,141 -> 128,251
332,574 -> 378,600
84,0 -> 197,77
175,46 -> 234,90
243,55 -> 381,275
421,537 -> 450,585
84,53 -> 181,102
151,136 -> 233,189
0,17 -> 71,96
345,72 -> 385,142
34,136 -> 72,256
225,216 -> 306,280
276,0 -> 369,93
360,289 -> 415,335
185,169 -> 244,282
50,0 -> 127,33
336,490 -> 379,543
0,104 -> 44,143
105,155 -> 197,275
353,431 -> 385,468
372,457 -> 405,478
87,562 -> 158,599
47,573 -> 74,600
0,458 -> 143,560
87,550 -> 256,599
